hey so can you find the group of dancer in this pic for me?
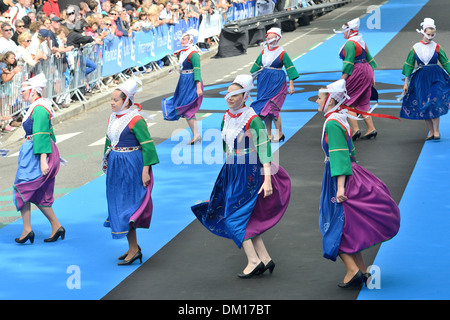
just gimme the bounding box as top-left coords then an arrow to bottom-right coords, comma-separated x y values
11,16 -> 449,288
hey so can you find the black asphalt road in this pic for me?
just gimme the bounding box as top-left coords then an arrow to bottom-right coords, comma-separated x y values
102,0 -> 448,304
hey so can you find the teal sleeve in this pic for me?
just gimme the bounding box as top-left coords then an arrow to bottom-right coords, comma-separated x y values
402,48 -> 416,77
31,106 -> 53,154
248,116 -> 273,164
131,118 -> 160,166
326,120 -> 353,177
282,51 -> 299,80
189,52 -> 202,82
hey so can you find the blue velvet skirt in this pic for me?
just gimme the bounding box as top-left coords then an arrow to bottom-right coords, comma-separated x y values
104,149 -> 153,239
401,64 -> 450,119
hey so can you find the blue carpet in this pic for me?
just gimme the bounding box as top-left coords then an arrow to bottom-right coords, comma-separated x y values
358,114 -> 450,300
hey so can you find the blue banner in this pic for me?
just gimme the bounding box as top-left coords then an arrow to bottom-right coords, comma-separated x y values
102,18 -> 199,77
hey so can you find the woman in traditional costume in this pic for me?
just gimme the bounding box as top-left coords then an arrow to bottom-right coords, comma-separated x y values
161,29 -> 203,144
317,79 -> 400,288
191,75 -> 291,278
335,18 -> 378,140
400,18 -> 450,140
103,78 -> 159,265
14,73 -> 65,244
250,27 -> 299,142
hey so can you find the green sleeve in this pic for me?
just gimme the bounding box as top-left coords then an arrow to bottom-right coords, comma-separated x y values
220,118 -> 226,153
342,41 -> 356,75
131,118 -> 160,166
282,51 -> 299,80
248,116 -> 273,164
326,120 -> 353,177
189,52 -> 202,82
31,106 -> 54,154
250,53 -> 263,74
402,48 -> 416,77
104,136 -> 111,155
366,46 -> 378,70
438,46 -> 450,74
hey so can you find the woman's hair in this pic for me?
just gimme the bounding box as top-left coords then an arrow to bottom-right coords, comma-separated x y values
1,51 -> 17,69
17,31 -> 32,45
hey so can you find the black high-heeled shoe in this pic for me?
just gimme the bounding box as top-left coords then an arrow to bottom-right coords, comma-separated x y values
258,260 -> 275,275
338,271 -> 364,288
237,262 -> 264,279
360,130 -> 378,140
15,231 -> 35,244
272,134 -> 285,143
44,226 -> 65,242
352,130 -> 361,141
118,245 -> 142,260
118,250 -> 143,266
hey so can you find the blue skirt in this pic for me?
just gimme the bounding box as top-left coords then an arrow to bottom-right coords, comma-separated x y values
251,68 -> 287,116
400,64 -> 450,119
319,161 -> 345,261
162,73 -> 202,121
104,149 -> 149,239
191,153 -> 262,248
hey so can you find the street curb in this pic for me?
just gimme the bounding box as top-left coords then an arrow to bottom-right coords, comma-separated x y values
2,45 -> 218,148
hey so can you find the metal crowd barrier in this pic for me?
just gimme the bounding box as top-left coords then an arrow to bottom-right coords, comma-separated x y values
0,42 -> 104,122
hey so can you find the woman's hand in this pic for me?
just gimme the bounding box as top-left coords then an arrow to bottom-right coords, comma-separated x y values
40,154 -> 49,176
336,175 -> 347,203
196,81 -> 203,97
336,187 -> 347,203
258,163 -> 273,198
403,83 -> 408,95
288,81 -> 295,95
258,179 -> 273,198
142,166 -> 151,187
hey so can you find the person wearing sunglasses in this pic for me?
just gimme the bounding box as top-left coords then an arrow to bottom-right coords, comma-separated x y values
0,22 -> 18,55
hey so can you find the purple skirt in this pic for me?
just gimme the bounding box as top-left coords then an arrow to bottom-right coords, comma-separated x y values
345,63 -> 374,111
339,162 -> 400,254
13,140 -> 60,211
244,162 -> 291,240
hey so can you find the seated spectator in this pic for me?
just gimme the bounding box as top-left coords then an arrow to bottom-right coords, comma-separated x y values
101,16 -> 117,42
138,11 -> 154,31
16,31 -> 44,67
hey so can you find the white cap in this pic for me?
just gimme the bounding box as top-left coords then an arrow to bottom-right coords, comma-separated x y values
421,18 -> 436,30
225,74 -> 254,100
319,79 -> 350,112
266,27 -> 282,39
118,77 -> 142,104
334,17 -> 360,33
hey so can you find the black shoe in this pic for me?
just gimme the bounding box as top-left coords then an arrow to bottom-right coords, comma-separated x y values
272,134 -> 285,143
258,260 -> 275,275
338,271 -> 364,288
360,130 -> 378,140
352,130 -> 361,141
15,231 -> 35,244
44,226 -> 65,242
426,135 -> 434,141
434,134 -> 441,141
237,262 -> 264,279
118,250 -> 143,266
118,245 -> 142,260
363,272 -> 372,287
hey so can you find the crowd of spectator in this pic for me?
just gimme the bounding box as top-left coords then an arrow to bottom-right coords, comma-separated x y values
0,0 -> 252,132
